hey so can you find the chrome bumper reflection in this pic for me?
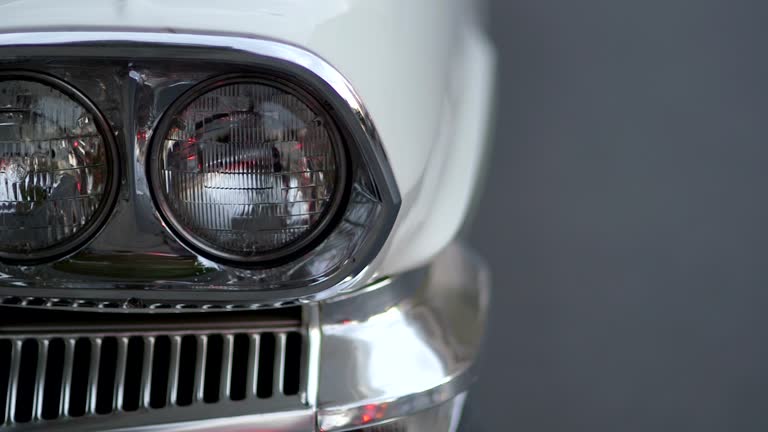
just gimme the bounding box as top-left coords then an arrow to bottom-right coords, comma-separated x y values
317,243 -> 490,431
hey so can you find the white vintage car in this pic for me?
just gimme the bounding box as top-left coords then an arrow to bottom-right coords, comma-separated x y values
0,1 -> 495,431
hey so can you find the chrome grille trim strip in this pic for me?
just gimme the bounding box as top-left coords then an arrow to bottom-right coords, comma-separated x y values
60,338 -> 75,417
6,340 -> 21,426
194,335 -> 207,403
274,332 -> 287,396
32,339 -> 47,421
167,336 -> 181,407
219,334 -> 233,401
140,336 -> 155,410
246,334 -> 260,398
114,337 -> 128,412
86,337 -> 101,415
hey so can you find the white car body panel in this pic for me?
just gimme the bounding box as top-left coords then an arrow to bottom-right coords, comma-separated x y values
0,0 -> 495,280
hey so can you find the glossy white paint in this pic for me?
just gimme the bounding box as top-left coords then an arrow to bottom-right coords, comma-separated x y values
0,0 -> 495,277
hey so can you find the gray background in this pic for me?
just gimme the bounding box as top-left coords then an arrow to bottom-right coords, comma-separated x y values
463,0 -> 768,430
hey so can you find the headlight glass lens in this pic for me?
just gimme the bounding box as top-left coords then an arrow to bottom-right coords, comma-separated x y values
0,77 -> 112,260
152,78 -> 345,263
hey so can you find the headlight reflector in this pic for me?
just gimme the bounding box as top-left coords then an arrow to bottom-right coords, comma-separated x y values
0,73 -> 116,262
150,77 -> 346,265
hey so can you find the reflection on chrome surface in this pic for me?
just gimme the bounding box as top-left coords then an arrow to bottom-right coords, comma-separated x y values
0,32 -> 400,305
317,243 -> 490,431
0,243 -> 487,431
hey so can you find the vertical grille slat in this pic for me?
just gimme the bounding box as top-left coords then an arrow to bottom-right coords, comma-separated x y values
273,333 -> 287,396
194,335 -> 208,404
140,336 -> 155,410
6,339 -> 23,425
32,339 -> 49,421
14,339 -> 38,423
167,336 -> 182,406
86,338 -> 102,415
60,338 -> 75,418
220,335 -> 234,401
113,337 -> 129,411
246,334 -> 261,399
0,326 -> 304,426
0,340 -> 13,426
41,339 -> 65,421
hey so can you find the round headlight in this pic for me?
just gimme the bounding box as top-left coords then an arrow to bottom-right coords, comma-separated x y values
149,76 -> 347,265
0,72 -> 118,263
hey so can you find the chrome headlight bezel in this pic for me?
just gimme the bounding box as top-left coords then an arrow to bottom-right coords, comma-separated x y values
148,73 -> 351,268
0,32 -> 401,307
0,70 -> 121,265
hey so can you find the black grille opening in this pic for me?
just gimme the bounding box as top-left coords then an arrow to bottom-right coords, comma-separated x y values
149,336 -> 171,409
0,306 -> 305,425
256,333 -> 276,399
203,335 -> 223,403
15,339 -> 39,423
176,336 -> 197,407
69,338 -> 91,417
230,334 -> 250,401
122,336 -> 144,412
24,298 -> 46,307
283,332 -> 303,396
95,337 -> 118,414
0,340 -> 11,424
41,339 -> 65,420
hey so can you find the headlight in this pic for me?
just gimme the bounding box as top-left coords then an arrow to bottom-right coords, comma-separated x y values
0,72 -> 118,263
149,75 -> 347,265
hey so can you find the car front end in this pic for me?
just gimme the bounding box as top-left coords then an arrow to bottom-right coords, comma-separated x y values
0,1 -> 495,431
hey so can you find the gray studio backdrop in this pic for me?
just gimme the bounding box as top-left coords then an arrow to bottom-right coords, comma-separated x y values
464,0 -> 768,431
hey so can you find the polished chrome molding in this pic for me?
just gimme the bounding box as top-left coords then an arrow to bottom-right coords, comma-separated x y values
0,30 -> 401,305
3,410 -> 317,432
316,243 -> 491,431
0,242 -> 489,431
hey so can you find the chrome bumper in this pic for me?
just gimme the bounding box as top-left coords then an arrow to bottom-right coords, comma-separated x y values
317,243 -> 490,431
8,243 -> 489,432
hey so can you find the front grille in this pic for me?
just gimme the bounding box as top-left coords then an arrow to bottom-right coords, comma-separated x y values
0,308 -> 305,427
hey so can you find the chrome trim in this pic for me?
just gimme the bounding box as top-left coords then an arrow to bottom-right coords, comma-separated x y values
147,74 -> 351,267
86,337 -> 101,415
316,243 -> 491,431
303,304 -> 321,408
32,339 -> 47,421
114,337 -> 128,411
140,336 -> 155,410
219,334 -> 234,401
0,312 -> 306,429
2,410 -> 316,432
0,70 -> 121,265
0,31 -> 401,305
167,336 -> 182,406
60,338 -> 75,417
0,242 -> 488,431
245,334 -> 260,398
7,340 -> 21,426
193,335 -> 208,403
